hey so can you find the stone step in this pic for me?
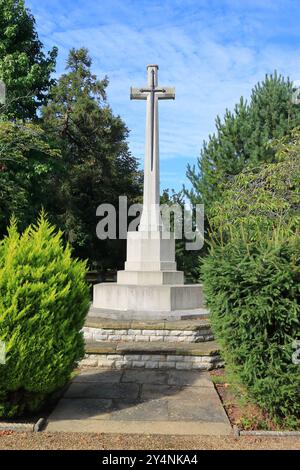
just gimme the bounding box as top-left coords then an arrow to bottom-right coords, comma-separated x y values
85,316 -> 211,330
88,305 -> 210,321
83,315 -> 214,344
81,340 -> 223,371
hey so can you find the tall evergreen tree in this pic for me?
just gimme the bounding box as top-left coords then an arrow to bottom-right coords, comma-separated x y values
248,73 -> 297,163
185,72 -> 300,209
42,48 -> 142,272
0,0 -> 57,119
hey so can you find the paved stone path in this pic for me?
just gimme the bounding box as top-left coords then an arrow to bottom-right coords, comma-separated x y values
46,369 -> 231,435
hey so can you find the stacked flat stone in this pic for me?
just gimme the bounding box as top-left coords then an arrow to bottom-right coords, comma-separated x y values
80,317 -> 223,371
81,352 -> 223,371
83,323 -> 214,344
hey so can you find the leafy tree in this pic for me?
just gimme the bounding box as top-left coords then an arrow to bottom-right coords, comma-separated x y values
41,48 -> 142,272
185,72 -> 300,210
0,121 -> 60,235
0,0 -> 57,119
209,128 -> 300,236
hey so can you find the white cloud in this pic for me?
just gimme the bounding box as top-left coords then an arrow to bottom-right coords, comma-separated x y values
26,0 -> 300,189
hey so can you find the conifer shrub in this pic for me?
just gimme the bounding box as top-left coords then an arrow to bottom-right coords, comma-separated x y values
202,226 -> 300,427
0,215 -> 89,417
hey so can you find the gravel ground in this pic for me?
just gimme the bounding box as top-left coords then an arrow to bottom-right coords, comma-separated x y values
0,432 -> 299,450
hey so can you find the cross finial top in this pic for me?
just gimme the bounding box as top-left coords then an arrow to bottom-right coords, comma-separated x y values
130,65 -> 175,100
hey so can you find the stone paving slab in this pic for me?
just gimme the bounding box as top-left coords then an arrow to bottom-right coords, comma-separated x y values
140,384 -> 182,400
121,369 -> 167,385
73,369 -> 123,383
167,370 -> 214,387
48,398 -> 112,421
168,400 -> 229,423
46,369 -> 232,436
140,384 -> 219,401
110,399 -> 169,422
64,382 -> 140,400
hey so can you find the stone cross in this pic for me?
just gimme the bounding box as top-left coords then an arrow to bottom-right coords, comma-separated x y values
131,65 -> 175,232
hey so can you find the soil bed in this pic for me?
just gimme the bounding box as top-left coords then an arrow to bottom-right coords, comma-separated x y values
210,369 -> 299,432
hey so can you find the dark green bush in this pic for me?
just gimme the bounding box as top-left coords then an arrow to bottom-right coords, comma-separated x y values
202,225 -> 300,427
0,215 -> 89,417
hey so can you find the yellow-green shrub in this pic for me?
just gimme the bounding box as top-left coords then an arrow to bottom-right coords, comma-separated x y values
0,215 -> 89,417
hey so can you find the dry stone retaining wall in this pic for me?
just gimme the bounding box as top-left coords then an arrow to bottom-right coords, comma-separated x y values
83,326 -> 214,344
80,352 -> 223,370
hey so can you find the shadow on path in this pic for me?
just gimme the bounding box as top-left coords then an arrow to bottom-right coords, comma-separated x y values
46,369 -> 231,435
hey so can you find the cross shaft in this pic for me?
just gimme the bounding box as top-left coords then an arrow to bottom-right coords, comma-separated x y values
130,65 -> 175,232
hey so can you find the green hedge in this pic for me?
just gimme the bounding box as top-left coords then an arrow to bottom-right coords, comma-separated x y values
202,224 -> 300,428
0,215 -> 89,417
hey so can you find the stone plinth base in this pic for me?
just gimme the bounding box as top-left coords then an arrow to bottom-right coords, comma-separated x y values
93,283 -> 204,318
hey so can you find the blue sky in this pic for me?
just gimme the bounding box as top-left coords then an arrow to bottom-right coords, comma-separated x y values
26,0 -> 300,192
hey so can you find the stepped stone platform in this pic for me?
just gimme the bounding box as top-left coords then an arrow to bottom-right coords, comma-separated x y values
81,302 -> 223,372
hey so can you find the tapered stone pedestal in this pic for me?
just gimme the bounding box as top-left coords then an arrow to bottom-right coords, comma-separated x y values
117,230 -> 183,284
93,231 -> 204,320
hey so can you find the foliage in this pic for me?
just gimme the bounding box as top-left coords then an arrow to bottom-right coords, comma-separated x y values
0,121 -> 60,234
0,214 -> 89,417
0,3 -> 141,274
0,0 -> 57,119
209,128 -> 300,236
41,48 -> 142,271
161,189 -> 201,282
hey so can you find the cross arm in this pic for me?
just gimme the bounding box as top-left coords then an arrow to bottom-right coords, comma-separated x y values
130,87 -> 147,100
157,87 -> 175,100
